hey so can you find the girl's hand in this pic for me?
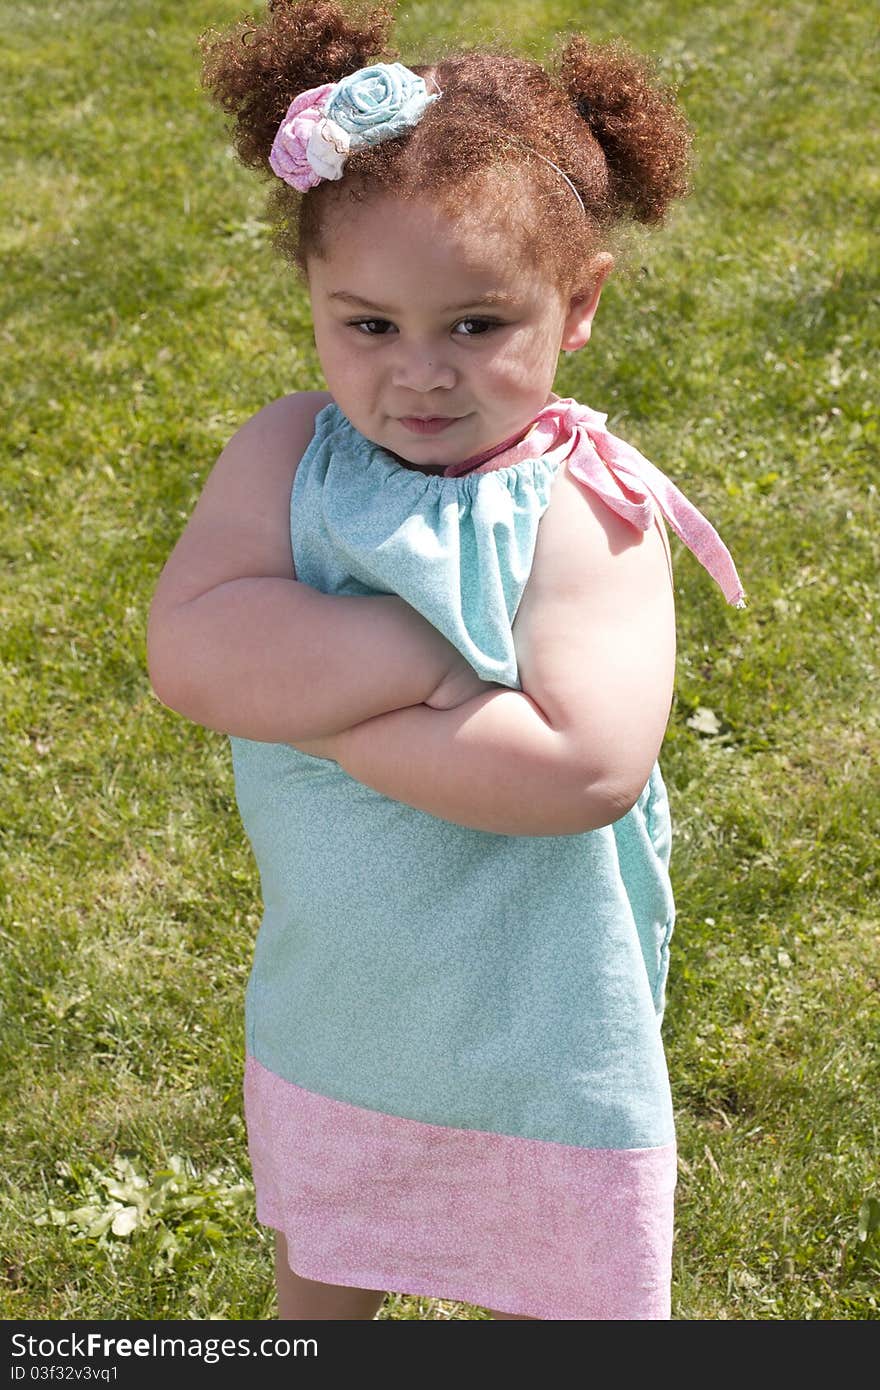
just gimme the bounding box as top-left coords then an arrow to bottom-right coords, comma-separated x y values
424,652 -> 500,709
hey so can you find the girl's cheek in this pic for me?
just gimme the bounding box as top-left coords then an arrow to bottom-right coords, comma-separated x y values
482,340 -> 520,375
492,349 -> 541,390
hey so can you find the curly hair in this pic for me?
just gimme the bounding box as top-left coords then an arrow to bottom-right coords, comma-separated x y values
200,0 -> 692,292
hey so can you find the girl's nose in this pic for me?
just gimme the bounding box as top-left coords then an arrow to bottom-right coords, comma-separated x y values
391,347 -> 456,392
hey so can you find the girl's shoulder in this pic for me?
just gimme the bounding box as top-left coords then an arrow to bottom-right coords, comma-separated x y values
228,389 -> 336,476
532,459 -> 674,602
150,391 -> 335,611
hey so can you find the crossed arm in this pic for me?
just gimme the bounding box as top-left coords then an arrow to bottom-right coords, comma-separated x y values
148,393 -> 676,836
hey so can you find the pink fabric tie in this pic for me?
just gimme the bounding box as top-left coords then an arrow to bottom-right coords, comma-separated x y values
447,397 -> 746,607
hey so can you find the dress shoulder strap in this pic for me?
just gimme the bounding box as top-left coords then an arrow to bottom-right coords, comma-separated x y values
528,399 -> 746,607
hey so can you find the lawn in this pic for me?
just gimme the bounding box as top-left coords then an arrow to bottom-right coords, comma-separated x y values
1,0 -> 877,1319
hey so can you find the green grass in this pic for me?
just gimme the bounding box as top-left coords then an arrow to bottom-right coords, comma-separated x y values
2,0 -> 878,1319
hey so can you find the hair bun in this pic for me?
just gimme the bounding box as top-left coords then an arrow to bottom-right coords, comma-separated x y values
200,0 -> 397,175
560,34 -> 692,224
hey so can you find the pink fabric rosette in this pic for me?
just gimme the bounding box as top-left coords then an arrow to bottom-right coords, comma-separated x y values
268,83 -> 338,192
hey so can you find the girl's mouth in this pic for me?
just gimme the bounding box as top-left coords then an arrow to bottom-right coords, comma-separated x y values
398,416 -> 459,435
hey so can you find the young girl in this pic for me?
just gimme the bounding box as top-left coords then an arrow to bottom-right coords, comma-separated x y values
148,0 -> 745,1320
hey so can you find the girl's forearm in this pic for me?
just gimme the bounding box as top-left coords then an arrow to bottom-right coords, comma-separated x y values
147,579 -> 454,741
333,691 -> 630,836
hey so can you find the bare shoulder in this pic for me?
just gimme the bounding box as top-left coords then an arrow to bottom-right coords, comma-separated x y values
190,389 -> 334,546
218,389 -> 335,477
523,459 -> 674,603
150,391 -> 334,606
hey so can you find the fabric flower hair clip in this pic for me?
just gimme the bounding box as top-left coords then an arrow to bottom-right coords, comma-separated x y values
269,62 -> 441,191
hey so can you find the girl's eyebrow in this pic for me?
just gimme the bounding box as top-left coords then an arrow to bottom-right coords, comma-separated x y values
328,289 -> 511,312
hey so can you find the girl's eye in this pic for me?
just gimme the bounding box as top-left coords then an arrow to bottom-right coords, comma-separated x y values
349,318 -> 395,335
346,317 -> 501,338
453,318 -> 499,336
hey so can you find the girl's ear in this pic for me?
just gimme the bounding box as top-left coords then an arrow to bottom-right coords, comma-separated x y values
561,253 -> 614,351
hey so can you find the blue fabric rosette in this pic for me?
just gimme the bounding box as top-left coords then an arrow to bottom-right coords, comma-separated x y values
326,63 -> 438,148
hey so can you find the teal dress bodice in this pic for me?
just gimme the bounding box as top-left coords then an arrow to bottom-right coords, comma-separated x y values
231,403 -> 676,1150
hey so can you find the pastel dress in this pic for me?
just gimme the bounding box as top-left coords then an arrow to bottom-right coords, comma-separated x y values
230,395 -> 744,1320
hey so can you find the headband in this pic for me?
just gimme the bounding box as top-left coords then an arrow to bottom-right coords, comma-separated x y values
269,61 -> 586,213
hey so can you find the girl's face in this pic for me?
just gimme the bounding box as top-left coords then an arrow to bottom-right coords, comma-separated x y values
306,190 -> 609,467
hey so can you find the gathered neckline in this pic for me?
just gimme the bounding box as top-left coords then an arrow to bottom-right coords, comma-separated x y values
332,398 -> 562,481
315,397 -> 746,606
